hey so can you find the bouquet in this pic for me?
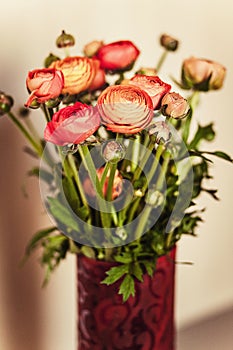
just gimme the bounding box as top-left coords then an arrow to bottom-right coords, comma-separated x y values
1,31 -> 232,301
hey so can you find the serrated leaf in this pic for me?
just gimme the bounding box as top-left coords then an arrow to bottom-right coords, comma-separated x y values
131,262 -> 143,282
142,260 -> 155,277
101,264 -> 129,285
47,197 -> 80,232
118,274 -> 135,302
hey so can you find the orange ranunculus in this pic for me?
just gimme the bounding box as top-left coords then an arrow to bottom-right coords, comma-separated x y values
124,74 -> 171,110
96,40 -> 140,72
25,68 -> 64,107
49,56 -> 98,95
97,85 -> 153,134
44,102 -> 100,146
182,57 -> 226,91
83,167 -> 123,200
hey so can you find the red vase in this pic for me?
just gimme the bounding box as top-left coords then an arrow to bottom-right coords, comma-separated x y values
77,247 -> 176,350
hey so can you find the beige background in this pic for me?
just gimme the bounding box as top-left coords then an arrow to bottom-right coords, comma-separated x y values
0,0 -> 233,349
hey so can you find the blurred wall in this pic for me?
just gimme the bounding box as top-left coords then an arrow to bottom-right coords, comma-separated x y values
0,1 -> 233,349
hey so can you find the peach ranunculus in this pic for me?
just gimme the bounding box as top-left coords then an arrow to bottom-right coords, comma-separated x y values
49,56 -> 98,95
44,102 -> 100,146
96,40 -> 140,72
161,92 -> 190,119
124,75 -> 171,109
25,68 -> 64,107
97,85 -> 153,134
83,40 -> 104,58
83,167 -> 123,200
182,57 -> 226,91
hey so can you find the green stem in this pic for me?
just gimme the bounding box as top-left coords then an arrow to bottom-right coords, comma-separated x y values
156,50 -> 168,72
41,104 -> 51,122
156,150 -> 171,190
182,90 -> 200,143
7,112 -> 43,157
133,140 -> 155,182
79,145 -> 111,228
134,205 -> 152,240
67,154 -> 89,208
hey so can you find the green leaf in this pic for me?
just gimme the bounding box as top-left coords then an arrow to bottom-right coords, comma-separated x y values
114,253 -> 133,264
47,197 -> 80,232
202,150 -> 233,163
189,123 -> 215,150
189,150 -> 213,163
101,264 -> 129,285
28,167 -> 54,185
131,262 -> 144,282
118,274 -> 135,302
142,260 -> 155,277
25,227 -> 57,256
80,246 -> 96,259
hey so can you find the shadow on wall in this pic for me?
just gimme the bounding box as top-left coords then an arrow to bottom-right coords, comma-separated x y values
0,120 -> 44,350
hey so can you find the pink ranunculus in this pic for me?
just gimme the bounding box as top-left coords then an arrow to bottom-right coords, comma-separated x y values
44,102 -> 100,146
25,68 -> 64,107
97,85 -> 153,134
96,40 -> 140,72
49,56 -> 98,95
125,74 -> 171,110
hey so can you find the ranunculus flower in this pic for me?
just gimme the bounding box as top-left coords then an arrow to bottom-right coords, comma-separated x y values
96,40 -> 140,72
182,57 -> 226,91
160,34 -> 179,51
25,68 -> 64,107
83,40 -> 104,57
161,92 -> 190,119
88,64 -> 106,92
125,74 -> 171,109
44,102 -> 100,146
83,167 -> 123,200
97,85 -> 153,134
49,56 -> 98,95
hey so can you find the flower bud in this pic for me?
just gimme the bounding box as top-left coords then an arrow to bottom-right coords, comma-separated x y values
161,92 -> 190,119
44,53 -> 60,68
145,189 -> 164,207
101,140 -> 125,164
160,34 -> 179,51
148,121 -> 171,144
83,40 -> 104,57
56,30 -> 75,48
182,57 -> 226,91
136,67 -> 158,76
0,91 -> 14,116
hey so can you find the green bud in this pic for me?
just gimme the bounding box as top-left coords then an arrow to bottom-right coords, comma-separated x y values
44,53 -> 60,68
56,30 -> 75,48
0,91 -> 14,116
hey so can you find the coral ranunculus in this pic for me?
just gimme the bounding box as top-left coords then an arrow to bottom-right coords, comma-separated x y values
25,68 -> 64,107
44,102 -> 100,146
96,40 -> 140,72
49,56 -> 98,95
97,85 -> 153,134
88,64 -> 106,92
182,57 -> 226,91
83,168 -> 123,200
125,75 -> 171,109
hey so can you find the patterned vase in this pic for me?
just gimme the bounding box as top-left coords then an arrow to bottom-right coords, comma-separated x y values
77,247 -> 176,350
